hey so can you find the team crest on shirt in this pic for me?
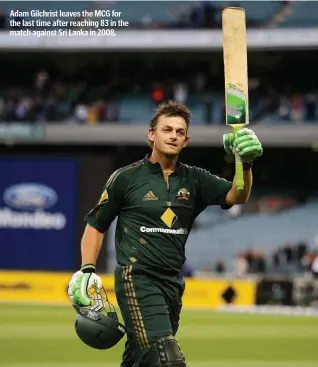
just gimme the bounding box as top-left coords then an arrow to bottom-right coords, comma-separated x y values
176,188 -> 190,201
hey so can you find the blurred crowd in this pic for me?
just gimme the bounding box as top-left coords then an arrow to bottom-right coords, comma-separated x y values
0,68 -> 316,125
277,93 -> 317,123
191,242 -> 318,279
195,241 -> 318,278
233,242 -> 311,276
0,71 -> 119,124
151,78 -> 318,124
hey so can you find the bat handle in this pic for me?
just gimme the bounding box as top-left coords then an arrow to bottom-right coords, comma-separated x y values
232,125 -> 245,191
234,152 -> 244,191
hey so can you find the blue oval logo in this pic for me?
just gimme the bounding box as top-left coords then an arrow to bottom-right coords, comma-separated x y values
3,183 -> 57,210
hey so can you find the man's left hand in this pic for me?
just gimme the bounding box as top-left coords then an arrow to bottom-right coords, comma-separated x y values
67,269 -> 102,306
223,128 -> 263,163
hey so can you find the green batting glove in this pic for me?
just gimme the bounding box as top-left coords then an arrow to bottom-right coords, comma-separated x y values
223,132 -> 236,154
233,128 -> 263,163
223,128 -> 263,163
67,265 -> 102,306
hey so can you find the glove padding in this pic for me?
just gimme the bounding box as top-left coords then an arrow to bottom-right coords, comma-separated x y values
67,269 -> 102,306
223,128 -> 263,163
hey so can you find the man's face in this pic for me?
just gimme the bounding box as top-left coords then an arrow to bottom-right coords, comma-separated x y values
148,115 -> 189,157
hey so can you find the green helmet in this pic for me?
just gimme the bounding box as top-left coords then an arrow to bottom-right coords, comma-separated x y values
73,288 -> 126,350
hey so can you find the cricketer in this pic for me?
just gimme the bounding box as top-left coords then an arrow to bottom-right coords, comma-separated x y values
68,100 -> 263,367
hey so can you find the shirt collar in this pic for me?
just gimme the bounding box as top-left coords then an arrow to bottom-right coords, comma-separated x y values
143,154 -> 182,175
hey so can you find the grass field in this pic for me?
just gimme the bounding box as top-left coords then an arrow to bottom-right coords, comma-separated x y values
1,303 -> 317,367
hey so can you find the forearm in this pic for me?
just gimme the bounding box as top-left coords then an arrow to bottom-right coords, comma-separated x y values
226,168 -> 252,205
81,224 -> 104,266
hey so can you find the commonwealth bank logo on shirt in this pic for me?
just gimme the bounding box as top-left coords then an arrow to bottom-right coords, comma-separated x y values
140,188 -> 187,235
161,207 -> 178,228
139,207 -> 187,235
140,226 -> 187,235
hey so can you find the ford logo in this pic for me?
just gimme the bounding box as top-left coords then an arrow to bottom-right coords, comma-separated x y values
3,183 -> 57,210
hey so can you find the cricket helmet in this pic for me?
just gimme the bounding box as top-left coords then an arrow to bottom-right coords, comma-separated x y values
73,286 -> 126,350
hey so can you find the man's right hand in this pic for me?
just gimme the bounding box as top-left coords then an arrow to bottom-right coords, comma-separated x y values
67,265 -> 102,306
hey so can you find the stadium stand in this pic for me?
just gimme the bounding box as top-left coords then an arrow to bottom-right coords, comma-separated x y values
0,1 -> 317,125
186,198 -> 318,274
280,1 -> 318,28
0,66 -> 317,125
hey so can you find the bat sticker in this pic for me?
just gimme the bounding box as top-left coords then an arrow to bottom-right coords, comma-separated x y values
226,82 -> 247,125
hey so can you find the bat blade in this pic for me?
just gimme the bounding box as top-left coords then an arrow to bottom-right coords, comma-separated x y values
222,7 -> 249,191
222,7 -> 249,128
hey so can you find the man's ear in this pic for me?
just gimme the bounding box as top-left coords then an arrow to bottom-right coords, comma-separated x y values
148,128 -> 155,143
182,136 -> 189,148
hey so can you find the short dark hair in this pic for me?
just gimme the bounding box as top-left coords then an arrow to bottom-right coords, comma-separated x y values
149,100 -> 191,131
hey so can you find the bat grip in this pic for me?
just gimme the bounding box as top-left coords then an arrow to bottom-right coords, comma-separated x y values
234,153 -> 244,191
232,125 -> 245,191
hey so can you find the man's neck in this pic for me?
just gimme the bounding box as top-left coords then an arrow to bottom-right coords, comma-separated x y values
149,150 -> 178,172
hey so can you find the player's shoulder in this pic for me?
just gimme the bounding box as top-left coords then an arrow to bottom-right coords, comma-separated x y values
180,163 -> 212,178
181,163 -> 229,183
106,159 -> 143,188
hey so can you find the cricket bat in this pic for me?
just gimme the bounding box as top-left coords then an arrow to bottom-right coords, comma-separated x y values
222,7 -> 249,191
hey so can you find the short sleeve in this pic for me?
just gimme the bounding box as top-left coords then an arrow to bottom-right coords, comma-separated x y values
84,170 -> 124,233
195,167 -> 233,212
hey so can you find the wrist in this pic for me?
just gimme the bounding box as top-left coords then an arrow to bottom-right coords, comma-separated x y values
243,161 -> 253,170
80,264 -> 96,273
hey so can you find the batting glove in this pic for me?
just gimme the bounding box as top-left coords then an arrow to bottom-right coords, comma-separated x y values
67,265 -> 102,306
223,128 -> 263,163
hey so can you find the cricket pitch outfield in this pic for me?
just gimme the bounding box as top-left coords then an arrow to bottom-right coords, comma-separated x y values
1,304 -> 317,367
